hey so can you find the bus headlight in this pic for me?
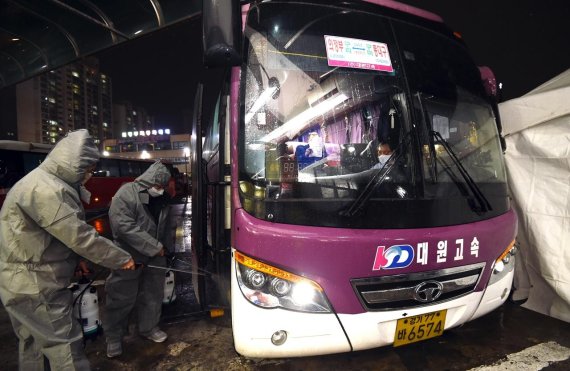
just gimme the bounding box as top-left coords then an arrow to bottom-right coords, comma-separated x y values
489,240 -> 517,285
269,277 -> 291,297
245,269 -> 267,290
234,251 -> 332,313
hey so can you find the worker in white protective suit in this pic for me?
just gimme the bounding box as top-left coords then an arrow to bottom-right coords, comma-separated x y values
104,161 -> 173,358
0,129 -> 135,371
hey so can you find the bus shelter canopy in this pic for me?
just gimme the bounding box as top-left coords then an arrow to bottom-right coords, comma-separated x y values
0,0 -> 201,89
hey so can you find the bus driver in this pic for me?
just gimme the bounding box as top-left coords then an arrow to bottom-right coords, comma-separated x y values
373,142 -> 393,169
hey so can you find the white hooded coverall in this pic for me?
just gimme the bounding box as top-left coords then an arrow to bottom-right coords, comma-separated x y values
0,130 -> 132,371
104,161 -> 172,342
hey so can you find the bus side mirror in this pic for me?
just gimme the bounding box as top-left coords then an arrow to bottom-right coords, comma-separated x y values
202,0 -> 242,67
478,66 -> 497,97
478,66 -> 506,151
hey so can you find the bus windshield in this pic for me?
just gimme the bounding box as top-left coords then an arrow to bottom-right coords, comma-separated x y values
239,2 -> 508,229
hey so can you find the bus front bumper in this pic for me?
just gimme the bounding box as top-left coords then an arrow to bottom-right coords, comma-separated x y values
231,261 -> 514,358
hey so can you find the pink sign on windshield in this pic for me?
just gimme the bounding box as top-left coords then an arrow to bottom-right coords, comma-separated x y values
324,35 -> 393,72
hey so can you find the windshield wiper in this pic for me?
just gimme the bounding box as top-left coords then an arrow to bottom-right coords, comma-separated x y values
430,130 -> 492,213
340,133 -> 411,217
414,92 -> 438,183
284,11 -> 349,50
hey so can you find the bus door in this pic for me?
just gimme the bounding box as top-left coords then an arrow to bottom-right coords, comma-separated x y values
191,79 -> 232,309
192,0 -> 241,311
191,84 -> 207,307
203,79 -> 232,308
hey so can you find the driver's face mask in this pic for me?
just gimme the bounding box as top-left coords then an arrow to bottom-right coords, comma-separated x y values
378,154 -> 391,166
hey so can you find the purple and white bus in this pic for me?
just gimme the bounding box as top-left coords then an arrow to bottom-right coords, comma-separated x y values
192,0 -> 517,358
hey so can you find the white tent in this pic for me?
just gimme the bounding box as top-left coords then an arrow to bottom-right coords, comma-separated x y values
499,69 -> 570,322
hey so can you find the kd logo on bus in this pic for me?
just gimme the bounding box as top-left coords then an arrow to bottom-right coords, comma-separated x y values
373,244 -> 415,270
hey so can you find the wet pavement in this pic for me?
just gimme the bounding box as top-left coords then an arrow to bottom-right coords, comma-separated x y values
0,202 -> 569,370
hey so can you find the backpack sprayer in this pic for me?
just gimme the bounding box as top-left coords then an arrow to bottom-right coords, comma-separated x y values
70,268 -> 106,346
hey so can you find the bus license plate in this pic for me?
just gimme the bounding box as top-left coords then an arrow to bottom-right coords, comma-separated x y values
393,309 -> 447,347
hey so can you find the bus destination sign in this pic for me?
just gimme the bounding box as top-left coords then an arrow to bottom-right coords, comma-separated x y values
324,35 -> 394,72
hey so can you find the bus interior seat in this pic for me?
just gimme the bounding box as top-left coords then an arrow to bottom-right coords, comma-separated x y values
340,143 -> 375,173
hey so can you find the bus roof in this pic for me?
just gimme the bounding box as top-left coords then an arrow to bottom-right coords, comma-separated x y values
363,0 -> 443,23
0,140 -> 53,153
241,1 -> 444,27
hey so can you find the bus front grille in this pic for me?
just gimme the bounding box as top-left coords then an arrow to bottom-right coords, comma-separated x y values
351,263 -> 486,311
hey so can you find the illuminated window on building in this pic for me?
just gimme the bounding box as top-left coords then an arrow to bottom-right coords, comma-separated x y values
172,141 -> 189,149
139,143 -> 154,152
155,141 -> 172,150
121,143 -> 136,152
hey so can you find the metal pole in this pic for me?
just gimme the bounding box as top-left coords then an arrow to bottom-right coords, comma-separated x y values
185,154 -> 189,197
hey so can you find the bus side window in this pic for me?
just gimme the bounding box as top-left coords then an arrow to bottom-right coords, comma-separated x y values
0,156 -> 21,188
203,93 -> 222,162
99,158 -> 120,177
120,160 -> 136,177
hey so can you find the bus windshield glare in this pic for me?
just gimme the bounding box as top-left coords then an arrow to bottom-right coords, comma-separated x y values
239,2 -> 509,229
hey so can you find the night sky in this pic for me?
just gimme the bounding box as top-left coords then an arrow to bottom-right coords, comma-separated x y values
398,0 -> 570,100
97,1 -> 570,134
98,20 -> 207,134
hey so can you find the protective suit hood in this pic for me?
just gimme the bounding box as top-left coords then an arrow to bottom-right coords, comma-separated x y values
39,129 -> 99,185
135,161 -> 171,189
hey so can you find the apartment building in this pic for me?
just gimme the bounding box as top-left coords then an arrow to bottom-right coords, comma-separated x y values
15,57 -> 112,145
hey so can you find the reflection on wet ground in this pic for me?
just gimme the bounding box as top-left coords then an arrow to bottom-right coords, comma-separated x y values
2,295 -> 569,370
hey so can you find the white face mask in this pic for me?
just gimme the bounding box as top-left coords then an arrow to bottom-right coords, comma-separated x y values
82,172 -> 93,185
148,187 -> 165,197
79,185 -> 91,204
378,154 -> 391,166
